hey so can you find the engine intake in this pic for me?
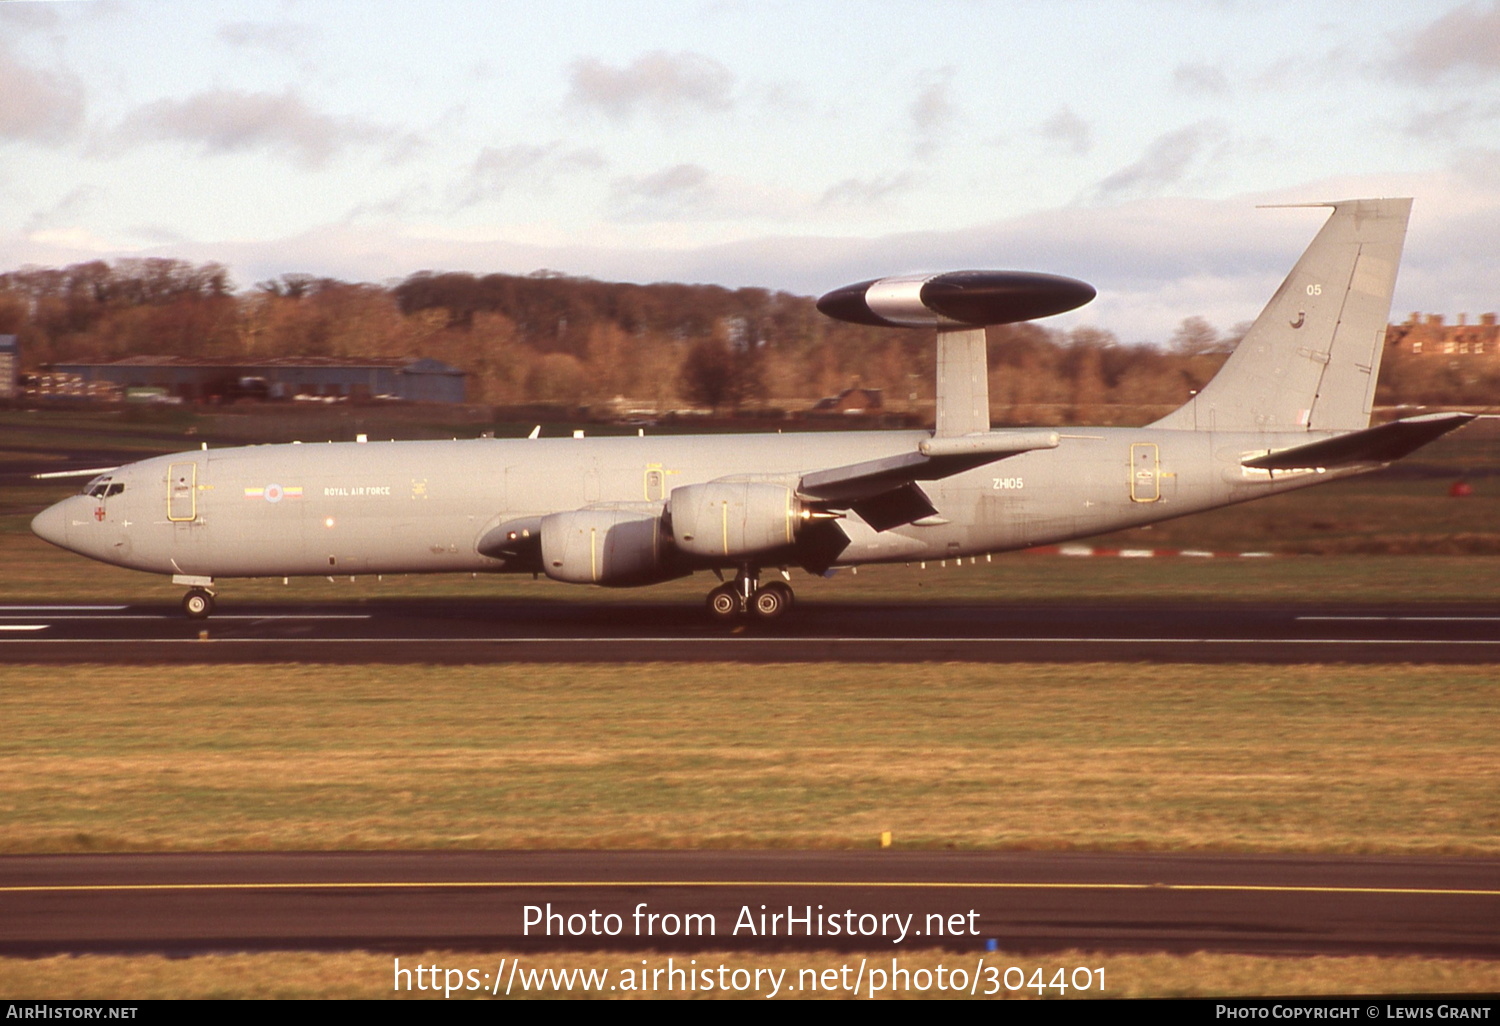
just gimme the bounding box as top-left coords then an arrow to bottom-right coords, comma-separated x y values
540,508 -> 668,585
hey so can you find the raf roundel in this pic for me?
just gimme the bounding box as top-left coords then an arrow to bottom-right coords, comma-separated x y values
816,270 -> 1096,328
265,483 -> 283,503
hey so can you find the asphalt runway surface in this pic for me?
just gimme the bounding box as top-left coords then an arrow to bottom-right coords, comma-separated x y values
2,851 -> 1497,959
1,597 -> 1498,663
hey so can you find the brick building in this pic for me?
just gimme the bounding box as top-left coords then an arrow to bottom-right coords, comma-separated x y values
1387,313 -> 1499,358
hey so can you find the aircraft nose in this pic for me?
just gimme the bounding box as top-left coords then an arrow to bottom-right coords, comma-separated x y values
31,500 -> 71,549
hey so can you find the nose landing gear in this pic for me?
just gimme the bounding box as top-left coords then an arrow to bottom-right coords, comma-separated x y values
705,566 -> 795,622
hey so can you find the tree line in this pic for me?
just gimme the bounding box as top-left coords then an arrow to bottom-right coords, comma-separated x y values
0,258 -> 1489,415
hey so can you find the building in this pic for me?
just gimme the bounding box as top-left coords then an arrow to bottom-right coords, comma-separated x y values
809,387 -> 884,415
1388,313 -> 1499,358
0,336 -> 16,399
46,355 -> 466,404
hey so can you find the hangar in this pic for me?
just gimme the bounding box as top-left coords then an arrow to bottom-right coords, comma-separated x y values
44,355 -> 466,404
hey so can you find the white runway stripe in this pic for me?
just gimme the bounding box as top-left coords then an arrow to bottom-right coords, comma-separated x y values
2,636 -> 1498,646
1297,616 -> 1500,622
0,605 -> 127,611
0,614 -> 374,621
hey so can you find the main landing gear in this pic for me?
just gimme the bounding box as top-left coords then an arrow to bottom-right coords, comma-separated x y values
182,587 -> 215,619
706,566 -> 794,622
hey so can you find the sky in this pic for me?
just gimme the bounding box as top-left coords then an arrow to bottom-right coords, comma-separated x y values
1,0 -> 1498,344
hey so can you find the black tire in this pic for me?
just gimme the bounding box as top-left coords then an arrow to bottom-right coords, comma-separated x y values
182,589 -> 214,619
706,583 -> 741,621
761,580 -> 794,610
751,582 -> 790,620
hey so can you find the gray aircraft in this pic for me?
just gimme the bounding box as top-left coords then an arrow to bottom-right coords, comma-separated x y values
30,197 -> 1474,620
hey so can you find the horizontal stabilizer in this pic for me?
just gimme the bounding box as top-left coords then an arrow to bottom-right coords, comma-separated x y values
1241,413 -> 1475,471
800,430 -> 1057,503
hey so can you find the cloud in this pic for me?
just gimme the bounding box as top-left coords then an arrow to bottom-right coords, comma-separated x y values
0,43 -> 84,145
1452,145 -> 1500,188
910,74 -> 955,135
1038,106 -> 1091,157
112,88 -> 388,169
218,21 -> 311,53
0,3 -> 59,31
125,224 -> 189,246
1095,122 -> 1225,199
567,51 -> 735,121
819,172 -> 916,208
605,163 -> 806,222
1251,46 -> 1360,92
1392,2 -> 1500,83
456,142 -> 606,205
216,20 -> 323,68
22,185 -> 99,235
1173,63 -> 1230,95
6,177 -> 1491,346
907,69 -> 957,160
609,163 -> 716,218
1402,99 -> 1500,139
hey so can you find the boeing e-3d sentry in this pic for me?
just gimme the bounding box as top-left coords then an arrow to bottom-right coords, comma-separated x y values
31,198 -> 1475,620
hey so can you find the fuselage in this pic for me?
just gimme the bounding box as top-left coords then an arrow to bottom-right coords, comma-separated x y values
32,427 -> 1358,580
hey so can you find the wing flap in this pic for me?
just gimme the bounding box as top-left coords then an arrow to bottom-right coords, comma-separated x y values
850,483 -> 939,532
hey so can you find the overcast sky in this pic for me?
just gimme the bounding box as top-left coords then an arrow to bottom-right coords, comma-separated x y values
2,0 -> 1498,343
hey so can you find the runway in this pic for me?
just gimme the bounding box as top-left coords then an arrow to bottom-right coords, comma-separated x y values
2,850 -> 1496,958
1,598 -> 1498,663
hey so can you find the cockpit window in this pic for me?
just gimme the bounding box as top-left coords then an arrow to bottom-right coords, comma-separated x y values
82,478 -> 124,498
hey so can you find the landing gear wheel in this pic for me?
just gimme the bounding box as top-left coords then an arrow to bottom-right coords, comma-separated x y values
752,581 -> 793,619
706,583 -> 741,621
182,588 -> 215,620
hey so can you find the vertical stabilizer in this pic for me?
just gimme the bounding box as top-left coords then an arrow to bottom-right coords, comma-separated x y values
1152,198 -> 1411,433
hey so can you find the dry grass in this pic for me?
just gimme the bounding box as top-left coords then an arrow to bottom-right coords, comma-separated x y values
2,663 -> 1496,854
2,949 -> 1499,999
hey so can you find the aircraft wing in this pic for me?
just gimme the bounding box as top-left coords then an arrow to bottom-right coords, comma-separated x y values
799,429 -> 1058,530
1241,413 -> 1476,471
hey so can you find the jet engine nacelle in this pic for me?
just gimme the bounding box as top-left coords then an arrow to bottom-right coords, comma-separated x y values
669,481 -> 799,559
540,508 -> 667,585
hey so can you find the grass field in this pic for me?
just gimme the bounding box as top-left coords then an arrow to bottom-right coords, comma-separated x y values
2,663 -> 1495,854
5,949 -> 1500,999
